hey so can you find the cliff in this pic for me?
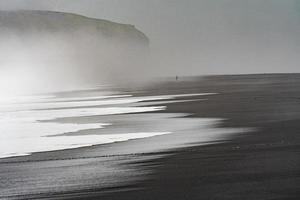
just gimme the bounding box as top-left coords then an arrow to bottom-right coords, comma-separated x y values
0,10 -> 150,92
0,10 -> 149,45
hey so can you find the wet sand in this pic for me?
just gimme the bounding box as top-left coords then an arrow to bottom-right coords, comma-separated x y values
1,74 -> 300,199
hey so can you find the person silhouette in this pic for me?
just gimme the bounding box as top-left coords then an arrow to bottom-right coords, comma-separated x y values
176,75 -> 178,81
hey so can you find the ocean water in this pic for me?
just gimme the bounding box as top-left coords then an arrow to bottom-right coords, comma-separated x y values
0,87 -> 253,198
0,88 -> 217,158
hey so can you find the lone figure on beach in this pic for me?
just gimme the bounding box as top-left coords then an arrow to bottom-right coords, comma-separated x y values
176,75 -> 178,81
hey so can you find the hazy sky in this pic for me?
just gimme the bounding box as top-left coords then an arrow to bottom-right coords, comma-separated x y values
1,0 -> 300,75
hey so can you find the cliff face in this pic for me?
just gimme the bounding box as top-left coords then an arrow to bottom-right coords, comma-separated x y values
0,10 -> 150,93
0,10 -> 149,45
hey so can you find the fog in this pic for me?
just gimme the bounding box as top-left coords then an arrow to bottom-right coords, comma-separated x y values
0,19 -> 149,95
0,0 -> 300,94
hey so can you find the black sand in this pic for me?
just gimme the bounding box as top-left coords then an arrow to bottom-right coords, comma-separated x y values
74,74 -> 300,199
1,74 -> 300,199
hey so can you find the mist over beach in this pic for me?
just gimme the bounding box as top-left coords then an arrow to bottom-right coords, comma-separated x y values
0,10 -> 150,95
0,1 -> 300,199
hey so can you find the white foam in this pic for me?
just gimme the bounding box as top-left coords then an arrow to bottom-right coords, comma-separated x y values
0,106 -> 166,139
0,92 -> 216,158
0,132 -> 171,158
0,93 -> 215,112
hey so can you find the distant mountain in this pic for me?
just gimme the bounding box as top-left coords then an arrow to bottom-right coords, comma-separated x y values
0,10 -> 149,45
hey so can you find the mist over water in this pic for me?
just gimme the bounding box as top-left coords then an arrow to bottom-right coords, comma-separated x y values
0,11 -> 149,95
1,1 -> 300,95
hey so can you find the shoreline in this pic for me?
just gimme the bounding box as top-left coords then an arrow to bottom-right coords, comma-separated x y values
0,84 -> 234,199
1,74 -> 300,199
79,73 -> 300,199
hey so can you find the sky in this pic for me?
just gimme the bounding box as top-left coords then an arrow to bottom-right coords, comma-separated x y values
0,0 -> 300,77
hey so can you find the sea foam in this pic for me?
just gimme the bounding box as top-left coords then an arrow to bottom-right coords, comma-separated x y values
0,92 -> 215,158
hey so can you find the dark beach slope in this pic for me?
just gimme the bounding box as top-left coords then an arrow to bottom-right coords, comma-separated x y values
2,74 -> 299,200
88,74 -> 300,200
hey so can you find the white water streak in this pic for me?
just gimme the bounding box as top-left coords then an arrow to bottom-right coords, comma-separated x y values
0,92 -> 215,158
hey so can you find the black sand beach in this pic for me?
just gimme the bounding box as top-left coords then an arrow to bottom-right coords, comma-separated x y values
1,74 -> 300,199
